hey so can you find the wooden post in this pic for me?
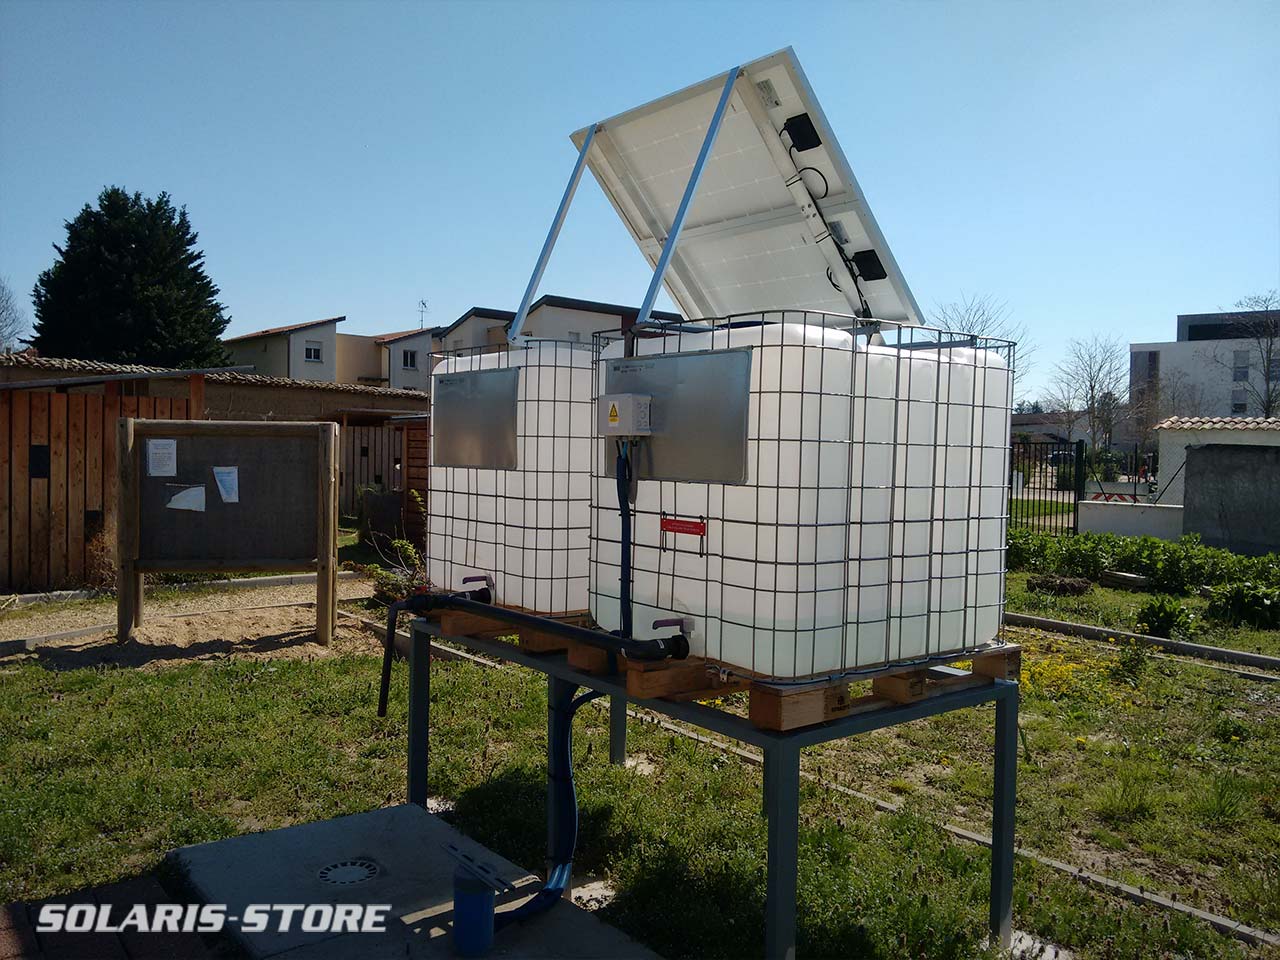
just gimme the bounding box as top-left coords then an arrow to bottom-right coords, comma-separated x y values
315,422 -> 338,645
187,373 -> 206,419
115,417 -> 142,640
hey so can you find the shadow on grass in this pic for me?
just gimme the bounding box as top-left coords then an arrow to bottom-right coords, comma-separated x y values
24,628 -> 321,672
446,766 -> 617,879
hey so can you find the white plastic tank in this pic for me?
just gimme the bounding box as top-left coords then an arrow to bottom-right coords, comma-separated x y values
589,318 -> 1012,680
427,341 -> 594,614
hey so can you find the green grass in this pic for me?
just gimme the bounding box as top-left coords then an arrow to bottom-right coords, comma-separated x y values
1005,571 -> 1280,657
1010,497 -> 1076,517
0,645 -> 1270,958
806,627 -> 1280,934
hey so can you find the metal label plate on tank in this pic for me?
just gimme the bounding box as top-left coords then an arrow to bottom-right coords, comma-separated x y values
432,367 -> 520,469
605,350 -> 751,484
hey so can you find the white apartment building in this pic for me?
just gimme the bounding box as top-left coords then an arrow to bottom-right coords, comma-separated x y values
1130,309 -> 1280,422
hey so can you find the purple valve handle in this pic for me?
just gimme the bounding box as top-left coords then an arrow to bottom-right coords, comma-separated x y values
652,617 -> 689,632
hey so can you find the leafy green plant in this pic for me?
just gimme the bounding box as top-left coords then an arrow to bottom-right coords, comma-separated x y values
1207,581 -> 1280,629
1108,641 -> 1149,684
360,538 -> 428,603
1134,595 -> 1198,639
1005,529 -> 1280,595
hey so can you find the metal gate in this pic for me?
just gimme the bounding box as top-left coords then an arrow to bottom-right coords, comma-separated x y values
1009,439 -> 1085,535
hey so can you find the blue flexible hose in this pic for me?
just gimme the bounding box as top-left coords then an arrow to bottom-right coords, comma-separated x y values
497,688 -> 605,927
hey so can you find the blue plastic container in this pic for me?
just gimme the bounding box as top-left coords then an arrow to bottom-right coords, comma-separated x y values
452,866 -> 496,957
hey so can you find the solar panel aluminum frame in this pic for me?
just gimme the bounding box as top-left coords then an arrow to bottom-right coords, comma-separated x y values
569,47 -> 923,327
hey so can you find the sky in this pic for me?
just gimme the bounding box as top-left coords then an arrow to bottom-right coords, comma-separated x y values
1,0 -> 1277,398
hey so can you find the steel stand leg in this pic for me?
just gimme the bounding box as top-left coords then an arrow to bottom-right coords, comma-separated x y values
407,628 -> 431,806
547,676 -> 578,891
763,742 -> 800,960
609,694 -> 627,765
990,684 -> 1018,948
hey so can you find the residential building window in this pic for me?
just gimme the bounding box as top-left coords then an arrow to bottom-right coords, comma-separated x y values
452,338 -> 463,355
305,340 -> 323,363
1233,349 -> 1249,382
402,349 -> 417,370
1231,388 -> 1248,414
1270,356 -> 1280,381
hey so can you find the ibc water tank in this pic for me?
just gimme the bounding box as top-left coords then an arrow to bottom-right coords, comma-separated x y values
427,341 -> 594,614
588,317 -> 1012,680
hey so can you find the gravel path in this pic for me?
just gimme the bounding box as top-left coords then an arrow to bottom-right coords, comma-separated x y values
0,577 -> 374,643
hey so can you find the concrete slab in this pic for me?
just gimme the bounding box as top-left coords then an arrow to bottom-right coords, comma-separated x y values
169,804 -> 658,960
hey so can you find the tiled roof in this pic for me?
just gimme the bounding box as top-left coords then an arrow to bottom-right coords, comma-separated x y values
373,328 -> 439,345
1154,416 -> 1280,431
223,316 -> 344,343
0,353 -> 429,401
0,354 -> 169,375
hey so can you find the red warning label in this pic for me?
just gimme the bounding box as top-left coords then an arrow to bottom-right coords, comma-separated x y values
660,517 -> 707,537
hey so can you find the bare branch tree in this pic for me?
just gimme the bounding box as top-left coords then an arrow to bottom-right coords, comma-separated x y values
1201,290 -> 1280,417
1130,367 -> 1211,447
1041,382 -> 1083,443
1048,333 -> 1127,450
931,293 -> 1036,399
0,277 -> 27,350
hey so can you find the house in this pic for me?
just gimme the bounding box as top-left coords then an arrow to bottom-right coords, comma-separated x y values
0,353 -> 430,424
435,295 -> 683,356
374,328 -> 438,391
224,316 -> 342,382
1130,308 -> 1280,423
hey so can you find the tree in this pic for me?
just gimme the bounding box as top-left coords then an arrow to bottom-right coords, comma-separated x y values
931,293 -> 1036,400
31,187 -> 230,367
1048,333 -> 1128,450
1202,290 -> 1280,417
0,277 -> 26,350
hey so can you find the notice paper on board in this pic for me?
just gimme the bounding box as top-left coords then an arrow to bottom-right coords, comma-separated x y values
164,484 -> 206,512
146,438 -> 177,477
212,466 -> 239,503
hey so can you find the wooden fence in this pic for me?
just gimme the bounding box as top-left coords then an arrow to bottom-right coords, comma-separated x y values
339,424 -> 403,516
1,392 -> 192,593
402,422 -> 429,541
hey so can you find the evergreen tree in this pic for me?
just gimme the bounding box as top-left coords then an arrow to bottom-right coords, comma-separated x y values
31,187 -> 231,367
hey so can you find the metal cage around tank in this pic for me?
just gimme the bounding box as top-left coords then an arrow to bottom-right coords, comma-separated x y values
589,312 -> 1016,682
425,339 -> 598,615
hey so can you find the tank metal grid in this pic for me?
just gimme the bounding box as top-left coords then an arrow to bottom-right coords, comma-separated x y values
589,311 -> 1015,681
426,340 -> 594,615
424,313 -> 1015,681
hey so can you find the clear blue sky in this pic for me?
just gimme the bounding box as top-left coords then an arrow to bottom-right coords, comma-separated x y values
1,0 -> 1277,397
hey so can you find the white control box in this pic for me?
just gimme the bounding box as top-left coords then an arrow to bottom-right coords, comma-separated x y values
598,393 -> 651,436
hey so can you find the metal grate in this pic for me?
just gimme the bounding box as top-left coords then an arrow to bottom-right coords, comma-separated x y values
317,858 -> 380,886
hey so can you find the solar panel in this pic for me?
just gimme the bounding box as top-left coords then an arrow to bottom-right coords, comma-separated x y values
571,48 -> 922,325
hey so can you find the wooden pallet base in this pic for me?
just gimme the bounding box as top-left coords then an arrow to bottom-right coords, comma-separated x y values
433,603 -> 1020,734
751,645 -> 1022,731
436,607 -> 592,650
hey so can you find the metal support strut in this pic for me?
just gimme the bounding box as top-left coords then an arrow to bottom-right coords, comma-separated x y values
508,125 -> 598,343
634,65 -> 740,328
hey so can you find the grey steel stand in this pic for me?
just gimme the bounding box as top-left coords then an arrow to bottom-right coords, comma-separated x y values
406,619 -> 1018,960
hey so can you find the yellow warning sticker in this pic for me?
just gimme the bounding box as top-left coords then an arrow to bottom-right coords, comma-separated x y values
608,402 -> 619,424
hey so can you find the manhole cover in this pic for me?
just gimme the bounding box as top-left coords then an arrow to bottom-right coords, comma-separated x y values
317,858 -> 380,885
